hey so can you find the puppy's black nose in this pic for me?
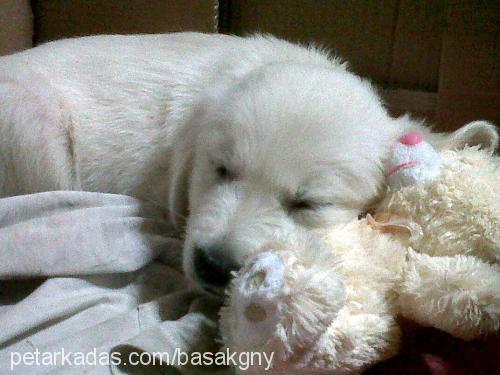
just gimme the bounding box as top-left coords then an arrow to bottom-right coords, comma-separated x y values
193,246 -> 240,288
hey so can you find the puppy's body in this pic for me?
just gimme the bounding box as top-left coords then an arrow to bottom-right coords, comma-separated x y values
0,33 -> 232,201
0,33 -> 435,289
0,33 -> 336,200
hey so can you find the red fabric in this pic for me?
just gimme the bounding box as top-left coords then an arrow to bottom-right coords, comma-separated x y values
365,321 -> 499,375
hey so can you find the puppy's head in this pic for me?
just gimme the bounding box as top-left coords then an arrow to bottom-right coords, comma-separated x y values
171,63 -> 408,293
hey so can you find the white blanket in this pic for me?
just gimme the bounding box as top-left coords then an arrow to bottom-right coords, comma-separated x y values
0,192 -> 228,374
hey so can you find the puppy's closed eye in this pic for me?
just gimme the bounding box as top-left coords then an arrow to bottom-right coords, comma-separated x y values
288,199 -> 316,211
286,198 -> 334,212
215,165 -> 229,178
215,165 -> 237,181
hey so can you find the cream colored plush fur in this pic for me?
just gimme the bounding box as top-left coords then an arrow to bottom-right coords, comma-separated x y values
221,124 -> 499,374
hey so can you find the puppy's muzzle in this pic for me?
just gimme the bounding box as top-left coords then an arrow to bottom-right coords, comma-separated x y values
193,245 -> 241,289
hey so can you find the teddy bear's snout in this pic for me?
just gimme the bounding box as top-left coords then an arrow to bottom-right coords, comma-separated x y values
399,131 -> 424,146
386,132 -> 442,188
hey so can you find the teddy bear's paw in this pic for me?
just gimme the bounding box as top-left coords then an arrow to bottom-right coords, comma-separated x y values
225,252 -> 287,350
401,250 -> 500,340
237,251 -> 286,306
225,249 -> 346,357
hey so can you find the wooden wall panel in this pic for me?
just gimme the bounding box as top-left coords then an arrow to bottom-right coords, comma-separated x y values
0,0 -> 32,56
229,0 -> 399,85
435,92 -> 499,131
435,0 -> 499,130
438,0 -> 498,92
388,0 -> 446,92
33,0 -> 216,44
382,89 -> 437,122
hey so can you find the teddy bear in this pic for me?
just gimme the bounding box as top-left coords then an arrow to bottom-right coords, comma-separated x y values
219,122 -> 499,374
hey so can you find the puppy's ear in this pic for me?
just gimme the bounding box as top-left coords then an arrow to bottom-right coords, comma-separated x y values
168,80 -> 235,227
447,121 -> 498,154
168,123 -> 195,228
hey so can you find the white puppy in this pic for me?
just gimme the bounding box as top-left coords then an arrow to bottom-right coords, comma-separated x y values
0,32 -> 492,292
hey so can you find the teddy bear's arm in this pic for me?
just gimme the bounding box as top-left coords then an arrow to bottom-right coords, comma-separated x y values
399,249 -> 500,340
293,311 -> 401,374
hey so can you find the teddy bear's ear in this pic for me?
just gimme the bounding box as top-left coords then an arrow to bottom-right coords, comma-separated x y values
447,121 -> 498,154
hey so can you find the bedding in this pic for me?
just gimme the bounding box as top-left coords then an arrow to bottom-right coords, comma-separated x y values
1,191 -> 494,374
0,191 -> 227,374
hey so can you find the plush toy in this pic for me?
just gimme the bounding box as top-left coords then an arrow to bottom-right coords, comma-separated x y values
220,122 -> 499,374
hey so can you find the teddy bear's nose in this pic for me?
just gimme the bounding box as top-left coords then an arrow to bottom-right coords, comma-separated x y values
193,245 -> 240,289
399,131 -> 424,146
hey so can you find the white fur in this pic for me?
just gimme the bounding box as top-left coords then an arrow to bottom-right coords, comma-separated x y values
0,32 -> 447,289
